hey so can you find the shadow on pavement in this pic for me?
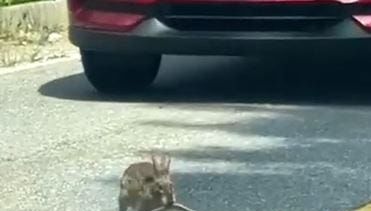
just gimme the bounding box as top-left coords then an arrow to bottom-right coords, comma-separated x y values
38,55 -> 371,210
38,55 -> 371,105
136,104 -> 371,211
97,163 -> 370,211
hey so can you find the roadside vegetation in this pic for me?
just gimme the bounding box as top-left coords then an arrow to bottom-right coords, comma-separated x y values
0,0 -> 77,67
0,0 -> 44,7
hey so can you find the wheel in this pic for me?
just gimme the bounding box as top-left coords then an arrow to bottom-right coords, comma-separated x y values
80,50 -> 161,93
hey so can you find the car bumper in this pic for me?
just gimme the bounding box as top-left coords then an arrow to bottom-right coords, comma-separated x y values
69,18 -> 371,57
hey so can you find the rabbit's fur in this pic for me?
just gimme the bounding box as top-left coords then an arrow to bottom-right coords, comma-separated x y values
119,154 -> 175,211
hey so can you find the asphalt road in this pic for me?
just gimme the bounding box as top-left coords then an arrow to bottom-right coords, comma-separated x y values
1,55 -> 371,211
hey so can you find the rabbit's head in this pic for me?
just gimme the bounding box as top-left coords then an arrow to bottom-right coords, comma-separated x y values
145,154 -> 175,206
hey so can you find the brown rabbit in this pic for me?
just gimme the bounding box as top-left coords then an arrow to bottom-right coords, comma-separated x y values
118,154 -> 176,211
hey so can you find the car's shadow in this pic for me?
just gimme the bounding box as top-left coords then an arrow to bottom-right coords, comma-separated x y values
39,55 -> 371,105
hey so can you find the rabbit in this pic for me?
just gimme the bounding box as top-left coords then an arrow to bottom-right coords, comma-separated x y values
118,154 -> 176,211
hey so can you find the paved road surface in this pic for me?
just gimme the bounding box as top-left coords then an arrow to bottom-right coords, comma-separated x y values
1,56 -> 371,211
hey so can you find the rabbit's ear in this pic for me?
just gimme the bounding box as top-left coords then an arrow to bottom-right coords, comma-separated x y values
151,154 -> 161,174
152,154 -> 171,174
161,155 -> 171,171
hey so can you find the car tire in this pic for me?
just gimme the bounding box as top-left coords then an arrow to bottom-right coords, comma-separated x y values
80,50 -> 161,93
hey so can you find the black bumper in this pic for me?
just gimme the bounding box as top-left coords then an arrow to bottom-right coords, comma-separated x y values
69,18 -> 371,57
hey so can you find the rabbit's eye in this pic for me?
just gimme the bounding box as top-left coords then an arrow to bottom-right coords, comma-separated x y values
157,185 -> 164,193
144,176 -> 154,183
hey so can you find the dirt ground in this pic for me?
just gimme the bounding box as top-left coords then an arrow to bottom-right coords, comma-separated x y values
0,30 -> 78,68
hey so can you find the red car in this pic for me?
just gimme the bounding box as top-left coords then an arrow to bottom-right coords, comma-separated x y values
68,0 -> 371,93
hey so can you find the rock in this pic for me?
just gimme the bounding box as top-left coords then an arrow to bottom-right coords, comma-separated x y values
47,32 -> 62,43
30,48 -> 43,62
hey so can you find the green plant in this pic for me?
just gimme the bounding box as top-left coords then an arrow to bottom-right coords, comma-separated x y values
0,0 -> 44,7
